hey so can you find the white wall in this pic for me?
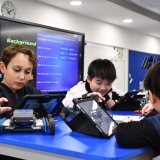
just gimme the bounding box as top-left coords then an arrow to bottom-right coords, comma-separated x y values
84,42 -> 128,92
4,0 -> 159,52
1,0 -> 160,91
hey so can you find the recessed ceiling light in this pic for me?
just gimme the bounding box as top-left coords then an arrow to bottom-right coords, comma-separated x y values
123,19 -> 133,23
70,1 -> 83,6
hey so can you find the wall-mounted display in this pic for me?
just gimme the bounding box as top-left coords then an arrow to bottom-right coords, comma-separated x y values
0,16 -> 85,93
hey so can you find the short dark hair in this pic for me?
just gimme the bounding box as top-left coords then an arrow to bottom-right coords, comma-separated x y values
87,58 -> 116,83
1,44 -> 36,67
143,62 -> 160,99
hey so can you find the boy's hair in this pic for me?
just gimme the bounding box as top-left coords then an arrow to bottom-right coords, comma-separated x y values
143,62 -> 160,99
87,58 -> 116,83
1,44 -> 36,67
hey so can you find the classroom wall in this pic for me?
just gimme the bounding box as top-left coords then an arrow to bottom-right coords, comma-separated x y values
84,43 -> 128,92
7,0 -> 159,51
1,0 -> 160,91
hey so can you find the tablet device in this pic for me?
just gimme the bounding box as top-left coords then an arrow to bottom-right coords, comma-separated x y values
72,95 -> 118,137
19,93 -> 65,117
112,90 -> 142,111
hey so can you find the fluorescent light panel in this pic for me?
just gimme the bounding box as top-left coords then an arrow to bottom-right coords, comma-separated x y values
123,19 -> 133,23
70,1 -> 83,6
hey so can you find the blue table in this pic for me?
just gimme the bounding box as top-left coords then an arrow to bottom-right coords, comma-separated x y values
0,112 -> 156,160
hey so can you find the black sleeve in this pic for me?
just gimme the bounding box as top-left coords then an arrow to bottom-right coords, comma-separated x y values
115,119 -> 160,153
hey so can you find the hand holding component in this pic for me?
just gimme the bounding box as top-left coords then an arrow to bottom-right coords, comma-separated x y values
0,97 -> 12,113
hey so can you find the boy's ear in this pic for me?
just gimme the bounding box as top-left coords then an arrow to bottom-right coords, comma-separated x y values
149,91 -> 157,104
86,75 -> 91,83
0,61 -> 6,73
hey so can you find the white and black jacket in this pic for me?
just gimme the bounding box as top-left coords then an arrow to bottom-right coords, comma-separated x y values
62,81 -> 125,108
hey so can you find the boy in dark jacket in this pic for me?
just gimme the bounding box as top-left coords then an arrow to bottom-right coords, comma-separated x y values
0,44 -> 41,117
115,62 -> 160,155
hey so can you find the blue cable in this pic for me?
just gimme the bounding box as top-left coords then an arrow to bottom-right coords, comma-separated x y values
42,117 -> 47,133
0,117 -> 6,126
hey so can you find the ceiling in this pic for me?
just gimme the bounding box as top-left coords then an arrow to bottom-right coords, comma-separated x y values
36,0 -> 160,38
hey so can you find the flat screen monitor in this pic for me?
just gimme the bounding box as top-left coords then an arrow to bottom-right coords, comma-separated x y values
0,17 -> 85,93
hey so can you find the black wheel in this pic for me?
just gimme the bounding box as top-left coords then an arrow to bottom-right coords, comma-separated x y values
60,108 -> 69,120
48,118 -> 55,135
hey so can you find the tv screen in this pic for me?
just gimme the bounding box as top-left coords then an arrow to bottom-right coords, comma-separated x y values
0,17 -> 85,93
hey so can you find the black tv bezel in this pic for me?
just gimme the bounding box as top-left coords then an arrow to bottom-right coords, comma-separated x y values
0,16 -> 85,94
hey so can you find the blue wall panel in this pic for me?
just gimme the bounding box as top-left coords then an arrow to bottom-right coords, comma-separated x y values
128,50 -> 157,90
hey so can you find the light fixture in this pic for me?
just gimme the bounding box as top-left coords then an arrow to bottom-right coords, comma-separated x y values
123,19 -> 133,23
70,1 -> 83,6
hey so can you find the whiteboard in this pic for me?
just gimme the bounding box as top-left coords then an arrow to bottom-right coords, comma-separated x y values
84,42 -> 127,92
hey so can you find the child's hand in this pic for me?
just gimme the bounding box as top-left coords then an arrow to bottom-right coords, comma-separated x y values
106,99 -> 115,108
0,97 -> 12,113
0,107 -> 12,113
87,92 -> 105,102
141,103 -> 153,114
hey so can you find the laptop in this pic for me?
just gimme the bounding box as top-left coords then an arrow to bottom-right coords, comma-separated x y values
62,95 -> 118,138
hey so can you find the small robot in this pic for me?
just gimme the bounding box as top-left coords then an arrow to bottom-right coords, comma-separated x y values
0,109 -> 55,135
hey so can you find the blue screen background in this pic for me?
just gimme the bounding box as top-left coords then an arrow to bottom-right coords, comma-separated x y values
36,32 -> 80,92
